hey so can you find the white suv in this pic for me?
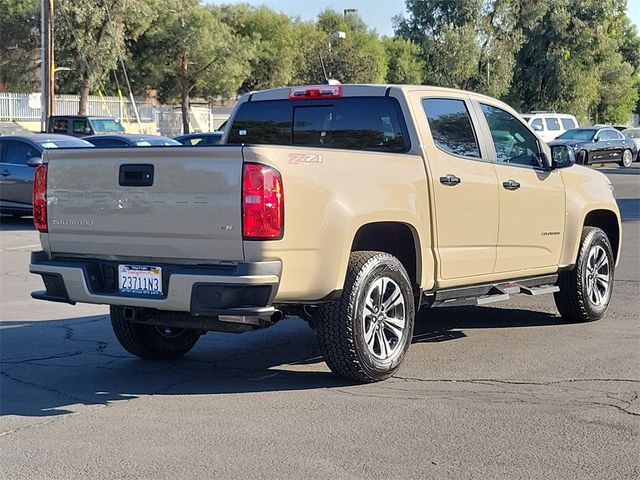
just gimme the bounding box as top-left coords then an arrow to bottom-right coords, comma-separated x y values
521,112 -> 579,142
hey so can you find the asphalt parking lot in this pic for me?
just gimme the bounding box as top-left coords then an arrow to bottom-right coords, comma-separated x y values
1,165 -> 639,480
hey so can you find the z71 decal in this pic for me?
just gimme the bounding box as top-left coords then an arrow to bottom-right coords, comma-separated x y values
289,153 -> 323,165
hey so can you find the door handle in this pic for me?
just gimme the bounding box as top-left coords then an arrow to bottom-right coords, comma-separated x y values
502,179 -> 521,190
0,170 -> 11,177
440,174 -> 461,186
119,164 -> 154,187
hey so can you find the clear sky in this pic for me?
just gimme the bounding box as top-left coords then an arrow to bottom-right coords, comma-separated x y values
207,0 -> 640,37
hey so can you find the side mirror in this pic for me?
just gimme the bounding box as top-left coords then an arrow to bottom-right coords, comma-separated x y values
549,144 -> 575,169
26,157 -> 43,168
532,124 -> 543,132
84,127 -> 92,134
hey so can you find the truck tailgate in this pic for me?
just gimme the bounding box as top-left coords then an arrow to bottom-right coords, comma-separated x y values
45,146 -> 245,263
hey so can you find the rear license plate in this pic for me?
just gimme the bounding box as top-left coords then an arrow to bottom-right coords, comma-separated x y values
118,265 -> 163,296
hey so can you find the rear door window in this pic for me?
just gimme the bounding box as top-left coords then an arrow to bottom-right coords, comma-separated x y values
560,118 -> 576,130
599,130 -> 618,141
422,98 -> 481,158
545,117 -> 561,131
3,140 -> 39,165
73,119 -> 89,134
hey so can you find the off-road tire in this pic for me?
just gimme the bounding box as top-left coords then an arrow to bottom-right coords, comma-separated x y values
619,149 -> 633,168
554,227 -> 614,322
110,306 -> 200,359
316,251 -> 415,383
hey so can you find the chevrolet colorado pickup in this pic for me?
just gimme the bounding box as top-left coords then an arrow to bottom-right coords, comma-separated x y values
30,84 -> 621,382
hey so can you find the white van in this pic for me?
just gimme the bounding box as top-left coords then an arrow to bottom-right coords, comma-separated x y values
520,112 -> 579,142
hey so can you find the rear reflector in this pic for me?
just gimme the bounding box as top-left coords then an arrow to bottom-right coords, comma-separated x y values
242,163 -> 283,239
33,164 -> 48,232
289,85 -> 342,100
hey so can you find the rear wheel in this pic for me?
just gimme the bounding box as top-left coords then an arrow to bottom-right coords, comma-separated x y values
619,149 -> 633,168
554,227 -> 614,322
316,251 -> 415,383
110,306 -> 200,359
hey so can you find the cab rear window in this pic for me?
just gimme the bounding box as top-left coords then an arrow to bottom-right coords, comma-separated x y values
228,97 -> 410,153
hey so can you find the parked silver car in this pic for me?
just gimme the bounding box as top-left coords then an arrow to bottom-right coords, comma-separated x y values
0,134 -> 93,216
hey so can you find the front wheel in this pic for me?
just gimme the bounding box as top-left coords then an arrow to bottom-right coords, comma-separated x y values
619,149 -> 633,168
316,251 -> 415,383
554,227 -> 614,322
110,306 -> 200,359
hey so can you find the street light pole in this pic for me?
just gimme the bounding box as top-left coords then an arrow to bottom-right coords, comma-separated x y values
40,0 -> 54,131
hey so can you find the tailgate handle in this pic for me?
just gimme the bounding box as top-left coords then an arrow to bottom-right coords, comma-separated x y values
119,164 -> 154,187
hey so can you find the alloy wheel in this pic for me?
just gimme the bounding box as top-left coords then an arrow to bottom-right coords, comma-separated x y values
362,277 -> 406,360
584,245 -> 610,306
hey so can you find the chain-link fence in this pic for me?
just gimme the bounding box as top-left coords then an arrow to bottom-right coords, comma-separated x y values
0,92 -> 232,135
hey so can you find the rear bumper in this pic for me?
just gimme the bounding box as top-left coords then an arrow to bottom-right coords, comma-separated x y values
29,251 -> 281,316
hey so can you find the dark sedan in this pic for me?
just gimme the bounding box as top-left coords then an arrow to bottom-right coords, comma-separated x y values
549,127 -> 638,167
84,134 -> 180,147
174,131 -> 224,146
0,134 -> 94,216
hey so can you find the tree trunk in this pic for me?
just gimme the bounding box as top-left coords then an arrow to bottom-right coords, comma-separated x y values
78,79 -> 90,115
181,89 -> 190,135
180,53 -> 190,134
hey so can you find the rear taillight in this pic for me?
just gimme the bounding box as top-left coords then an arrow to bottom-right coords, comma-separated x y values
33,164 -> 48,232
242,163 -> 283,239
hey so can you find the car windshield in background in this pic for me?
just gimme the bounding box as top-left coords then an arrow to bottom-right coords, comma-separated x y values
228,97 -> 410,153
136,138 -> 180,146
36,139 -> 94,148
90,119 -> 126,133
557,129 -> 596,141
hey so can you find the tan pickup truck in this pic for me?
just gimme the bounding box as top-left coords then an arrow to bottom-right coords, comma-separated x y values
30,84 -> 621,382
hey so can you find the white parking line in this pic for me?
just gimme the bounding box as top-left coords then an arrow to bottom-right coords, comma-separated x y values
0,243 -> 41,253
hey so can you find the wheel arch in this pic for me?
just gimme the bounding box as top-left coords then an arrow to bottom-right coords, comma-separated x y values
583,209 -> 620,263
350,222 -> 422,295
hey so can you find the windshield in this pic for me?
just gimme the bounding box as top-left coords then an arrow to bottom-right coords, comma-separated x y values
90,118 -> 126,133
136,138 -> 180,146
557,129 -> 596,141
37,139 -> 94,148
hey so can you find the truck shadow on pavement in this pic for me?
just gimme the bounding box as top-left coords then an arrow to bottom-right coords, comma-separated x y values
0,215 -> 34,231
1,306 -> 563,419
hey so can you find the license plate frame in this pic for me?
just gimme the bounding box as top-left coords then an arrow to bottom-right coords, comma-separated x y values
118,265 -> 163,296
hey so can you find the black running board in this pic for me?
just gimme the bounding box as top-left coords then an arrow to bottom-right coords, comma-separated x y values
425,275 -> 559,308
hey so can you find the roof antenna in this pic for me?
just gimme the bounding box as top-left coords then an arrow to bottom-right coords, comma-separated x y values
318,51 -> 330,84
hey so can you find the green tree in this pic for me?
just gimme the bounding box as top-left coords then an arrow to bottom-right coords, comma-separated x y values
216,4 -> 298,92
382,37 -> 424,84
0,0 -> 40,90
596,53 -> 637,123
509,0 -> 638,123
394,0 -> 524,97
129,0 -> 251,133
55,0 -> 156,114
297,9 -> 387,85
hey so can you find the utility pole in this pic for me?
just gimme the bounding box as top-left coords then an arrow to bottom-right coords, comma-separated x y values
41,0 -> 54,131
